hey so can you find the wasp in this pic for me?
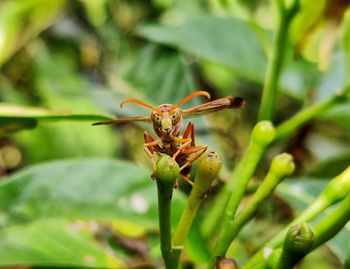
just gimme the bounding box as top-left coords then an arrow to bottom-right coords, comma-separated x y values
93,91 -> 244,185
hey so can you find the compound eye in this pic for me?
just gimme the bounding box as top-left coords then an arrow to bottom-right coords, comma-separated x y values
171,111 -> 180,124
152,112 -> 162,126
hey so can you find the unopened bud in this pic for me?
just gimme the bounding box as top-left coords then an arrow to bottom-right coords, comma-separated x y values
284,223 -> 314,255
274,223 -> 314,269
270,153 -> 295,178
320,166 -> 350,204
195,151 -> 222,190
251,121 -> 275,146
156,155 -> 180,187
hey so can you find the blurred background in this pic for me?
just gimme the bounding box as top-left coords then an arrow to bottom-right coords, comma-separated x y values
0,0 -> 350,268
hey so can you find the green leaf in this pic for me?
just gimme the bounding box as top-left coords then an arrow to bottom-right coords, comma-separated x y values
315,51 -> 346,102
280,59 -> 319,102
0,159 -> 156,228
0,219 -> 125,268
0,159 -> 210,264
0,0 -> 65,66
124,44 -> 221,154
126,44 -> 196,105
137,16 -> 267,82
0,103 -> 111,133
277,179 -> 350,262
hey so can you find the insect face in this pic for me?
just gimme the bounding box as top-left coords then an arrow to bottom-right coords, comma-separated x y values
151,106 -> 183,136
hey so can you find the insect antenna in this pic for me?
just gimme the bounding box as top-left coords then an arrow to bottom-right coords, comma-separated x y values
120,98 -> 162,113
174,91 -> 211,109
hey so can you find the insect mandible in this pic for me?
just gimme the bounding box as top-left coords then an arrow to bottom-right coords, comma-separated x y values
93,91 -> 245,185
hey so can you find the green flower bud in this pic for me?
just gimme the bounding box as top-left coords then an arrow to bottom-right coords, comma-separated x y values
196,151 -> 223,190
155,155 -> 180,187
251,121 -> 276,146
320,166 -> 350,204
274,223 -> 314,269
284,223 -> 314,255
270,153 -> 295,178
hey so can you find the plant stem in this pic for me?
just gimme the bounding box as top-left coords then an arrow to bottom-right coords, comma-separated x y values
172,152 -> 222,267
275,94 -> 345,140
312,193 -> 350,249
155,155 -> 179,269
272,194 -> 350,269
173,152 -> 222,246
258,0 -> 300,121
211,154 -> 294,267
203,122 -> 275,237
172,183 -> 210,247
273,223 -> 314,269
156,180 -> 176,269
243,165 -> 350,269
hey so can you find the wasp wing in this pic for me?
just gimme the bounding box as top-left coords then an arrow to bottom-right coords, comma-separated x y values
92,116 -> 150,125
181,96 -> 245,118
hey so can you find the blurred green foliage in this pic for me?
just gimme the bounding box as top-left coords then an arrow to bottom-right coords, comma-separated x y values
0,0 -> 349,268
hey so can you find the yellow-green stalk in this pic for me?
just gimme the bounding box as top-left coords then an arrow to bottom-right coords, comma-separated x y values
203,121 -> 275,236
172,151 -> 222,266
155,155 -> 179,269
273,223 -> 314,269
212,153 -> 294,266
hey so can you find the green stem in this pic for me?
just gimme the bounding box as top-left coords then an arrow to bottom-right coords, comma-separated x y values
212,154 -> 294,266
275,94 -> 345,140
273,223 -> 314,269
172,183 -> 210,247
172,152 -> 222,267
343,253 -> 350,269
242,198 -> 329,269
243,165 -> 350,269
312,193 -> 350,249
155,155 -> 180,269
272,194 -> 350,269
224,142 -> 266,219
157,180 -> 176,269
258,0 -> 300,121
203,122 -> 275,237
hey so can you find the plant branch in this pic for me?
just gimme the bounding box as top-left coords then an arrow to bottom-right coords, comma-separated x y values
202,122 -> 275,237
258,0 -> 300,121
172,152 -> 222,268
273,223 -> 314,269
211,153 -> 294,267
243,165 -> 350,269
155,155 -> 179,269
275,94 -> 346,140
312,193 -> 350,249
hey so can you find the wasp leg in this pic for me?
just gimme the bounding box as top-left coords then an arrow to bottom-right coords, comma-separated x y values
144,131 -> 162,179
182,122 -> 195,147
172,140 -> 192,160
180,173 -> 194,186
172,122 -> 195,160
179,145 -> 208,171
